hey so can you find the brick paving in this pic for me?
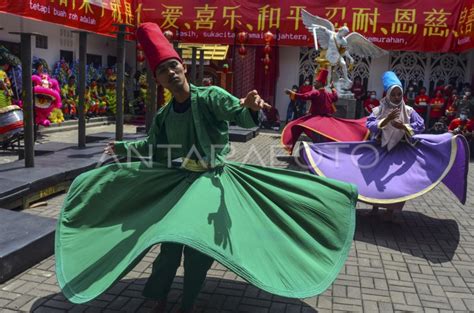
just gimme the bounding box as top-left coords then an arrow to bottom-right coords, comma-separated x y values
1,127 -> 474,312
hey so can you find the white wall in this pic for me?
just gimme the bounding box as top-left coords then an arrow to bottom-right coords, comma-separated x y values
367,54 -> 390,96
0,13 -> 136,73
275,46 -> 300,117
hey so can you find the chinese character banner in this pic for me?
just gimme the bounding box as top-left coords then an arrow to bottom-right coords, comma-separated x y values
0,0 -> 135,36
137,0 -> 474,52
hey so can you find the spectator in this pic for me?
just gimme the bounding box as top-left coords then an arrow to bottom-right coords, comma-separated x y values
445,89 -> 459,122
351,76 -> 365,118
433,80 -> 445,97
259,105 -> 280,130
448,109 -> 474,140
455,87 -> 474,118
297,78 -> 313,118
405,84 -> 417,107
363,90 -> 380,115
429,90 -> 445,127
414,87 -> 430,122
428,116 -> 448,134
285,84 -> 298,124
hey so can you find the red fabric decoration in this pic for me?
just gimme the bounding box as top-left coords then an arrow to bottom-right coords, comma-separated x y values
237,31 -> 249,44
254,46 -> 279,107
264,31 -> 274,43
282,116 -> 369,154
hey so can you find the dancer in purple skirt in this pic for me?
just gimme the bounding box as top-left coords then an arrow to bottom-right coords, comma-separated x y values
301,71 -> 469,222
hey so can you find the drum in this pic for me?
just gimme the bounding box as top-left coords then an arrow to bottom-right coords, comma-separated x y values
0,105 -> 24,142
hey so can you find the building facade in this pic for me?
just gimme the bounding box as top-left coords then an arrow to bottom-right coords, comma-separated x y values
274,47 -> 474,116
0,13 -> 136,76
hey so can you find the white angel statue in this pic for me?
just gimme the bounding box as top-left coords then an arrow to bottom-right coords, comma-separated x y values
301,9 -> 387,94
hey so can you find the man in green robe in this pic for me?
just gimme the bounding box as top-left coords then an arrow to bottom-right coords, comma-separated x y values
55,23 -> 356,313
106,23 -> 269,313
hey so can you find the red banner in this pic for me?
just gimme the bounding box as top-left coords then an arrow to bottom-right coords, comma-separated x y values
137,0 -> 474,52
0,0 -> 135,36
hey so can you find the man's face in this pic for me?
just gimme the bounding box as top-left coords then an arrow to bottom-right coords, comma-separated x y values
154,59 -> 187,89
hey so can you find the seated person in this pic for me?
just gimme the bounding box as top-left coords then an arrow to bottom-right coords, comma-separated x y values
363,91 -> 380,115
259,105 -> 280,130
428,116 -> 448,134
414,87 -> 430,122
429,90 -> 445,127
448,109 -> 474,140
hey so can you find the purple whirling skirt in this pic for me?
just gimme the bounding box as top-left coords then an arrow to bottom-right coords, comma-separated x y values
300,133 -> 469,204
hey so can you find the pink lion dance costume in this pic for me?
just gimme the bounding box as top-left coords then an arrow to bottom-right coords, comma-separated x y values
32,73 -> 62,126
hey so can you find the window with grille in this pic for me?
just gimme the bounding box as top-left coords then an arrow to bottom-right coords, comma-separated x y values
35,35 -> 48,49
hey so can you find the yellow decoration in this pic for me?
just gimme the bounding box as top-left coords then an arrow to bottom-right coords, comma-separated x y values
315,49 -> 331,70
163,88 -> 172,105
49,108 -> 65,124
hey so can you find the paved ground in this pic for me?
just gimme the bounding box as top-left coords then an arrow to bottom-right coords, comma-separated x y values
0,124 -> 137,164
1,126 -> 474,312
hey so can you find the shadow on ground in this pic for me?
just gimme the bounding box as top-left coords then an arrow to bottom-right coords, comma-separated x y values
30,277 -> 319,313
355,209 -> 460,263
276,144 -> 461,264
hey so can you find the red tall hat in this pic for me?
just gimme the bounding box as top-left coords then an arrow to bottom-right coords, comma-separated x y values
136,23 -> 182,75
315,69 -> 329,85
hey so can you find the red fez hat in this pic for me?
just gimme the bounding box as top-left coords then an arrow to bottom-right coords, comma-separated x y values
315,69 -> 329,85
136,23 -> 182,76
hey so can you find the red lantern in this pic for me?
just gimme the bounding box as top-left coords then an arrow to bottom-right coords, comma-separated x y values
263,55 -> 271,74
137,51 -> 145,63
237,31 -> 249,44
136,42 -> 143,51
238,46 -> 247,57
263,55 -> 271,66
264,31 -> 274,43
264,45 -> 272,54
164,30 -> 174,41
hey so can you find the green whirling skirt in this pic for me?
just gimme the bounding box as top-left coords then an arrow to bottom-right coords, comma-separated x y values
55,161 -> 357,303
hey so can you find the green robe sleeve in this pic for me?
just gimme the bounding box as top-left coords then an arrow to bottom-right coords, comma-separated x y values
206,86 -> 257,128
114,117 -> 158,157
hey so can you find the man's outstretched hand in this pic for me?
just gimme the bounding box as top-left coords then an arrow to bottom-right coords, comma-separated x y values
241,90 -> 271,111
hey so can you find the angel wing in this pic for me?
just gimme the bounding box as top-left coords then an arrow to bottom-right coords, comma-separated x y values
301,9 -> 335,50
345,32 -> 388,58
